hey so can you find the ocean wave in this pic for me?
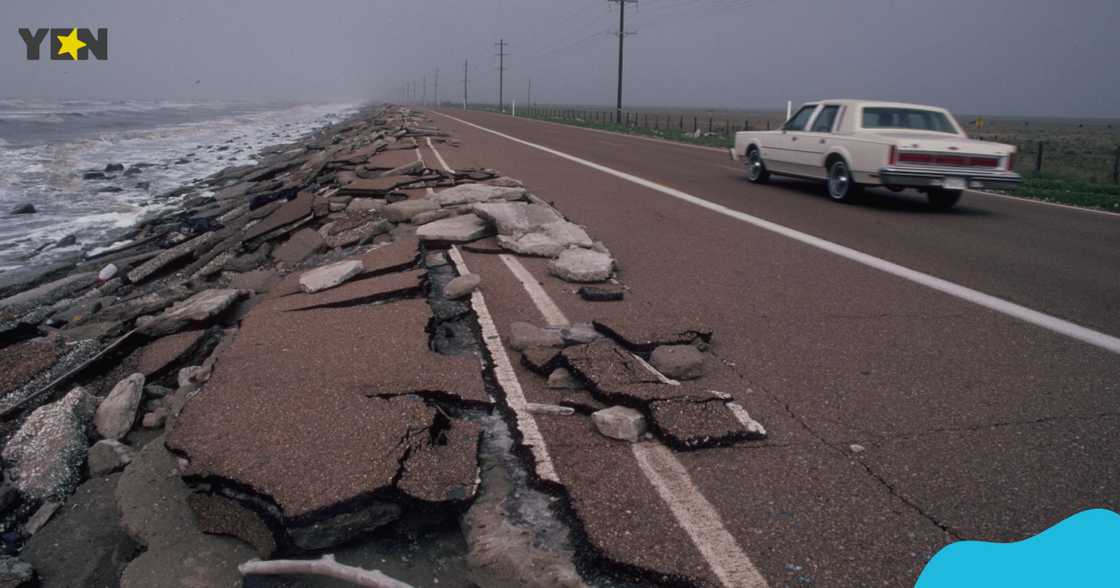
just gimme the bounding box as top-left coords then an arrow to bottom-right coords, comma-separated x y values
0,100 -> 359,268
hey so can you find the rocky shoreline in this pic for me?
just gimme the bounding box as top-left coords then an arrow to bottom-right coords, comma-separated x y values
0,104 -> 767,587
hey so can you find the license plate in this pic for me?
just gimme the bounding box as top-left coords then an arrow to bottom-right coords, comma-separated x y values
944,177 -> 966,190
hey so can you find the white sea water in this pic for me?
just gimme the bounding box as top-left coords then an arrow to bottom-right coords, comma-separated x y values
0,99 -> 359,271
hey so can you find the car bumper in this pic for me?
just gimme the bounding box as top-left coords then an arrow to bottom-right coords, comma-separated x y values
877,166 -> 1023,191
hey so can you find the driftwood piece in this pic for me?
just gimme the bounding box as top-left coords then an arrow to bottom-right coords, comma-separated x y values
238,554 -> 414,588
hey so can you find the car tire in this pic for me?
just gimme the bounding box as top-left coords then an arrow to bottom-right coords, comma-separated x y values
746,148 -> 770,184
927,189 -> 962,210
826,159 -> 861,203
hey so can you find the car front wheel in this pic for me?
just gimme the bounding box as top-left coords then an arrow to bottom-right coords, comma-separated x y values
827,159 -> 861,202
927,189 -> 962,210
746,148 -> 770,184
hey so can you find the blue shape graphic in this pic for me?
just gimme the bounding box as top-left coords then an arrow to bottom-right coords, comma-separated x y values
915,509 -> 1120,587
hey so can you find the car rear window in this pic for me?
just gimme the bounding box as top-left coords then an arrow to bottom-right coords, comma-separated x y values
862,107 -> 956,133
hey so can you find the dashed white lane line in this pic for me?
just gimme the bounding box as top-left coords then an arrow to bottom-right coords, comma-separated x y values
632,442 -> 769,588
430,111 -> 1120,356
498,254 -> 569,327
448,246 -> 559,483
425,137 -> 454,172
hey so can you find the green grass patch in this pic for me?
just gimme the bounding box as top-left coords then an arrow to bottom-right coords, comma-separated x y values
1012,175 -> 1120,211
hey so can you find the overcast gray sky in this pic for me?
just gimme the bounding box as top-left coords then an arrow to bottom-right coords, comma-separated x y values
3,0 -> 1118,117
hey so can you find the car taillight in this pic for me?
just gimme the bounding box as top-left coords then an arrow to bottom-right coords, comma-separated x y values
899,152 -> 933,164
889,145 -> 897,165
1006,153 -> 1015,171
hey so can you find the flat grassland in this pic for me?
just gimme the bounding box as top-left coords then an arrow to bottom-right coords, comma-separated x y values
495,104 -> 1119,212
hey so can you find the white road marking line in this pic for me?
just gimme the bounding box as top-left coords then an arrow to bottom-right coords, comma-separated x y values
633,442 -> 769,588
448,246 -> 560,483
498,254 -> 570,327
968,188 -> 1119,217
430,111 -> 1120,355
726,402 -> 767,437
461,222 -> 765,587
426,137 -> 454,173
414,148 -> 424,167
631,353 -> 681,386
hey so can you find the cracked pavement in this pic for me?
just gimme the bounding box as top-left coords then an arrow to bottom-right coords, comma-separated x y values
422,108 -> 1120,587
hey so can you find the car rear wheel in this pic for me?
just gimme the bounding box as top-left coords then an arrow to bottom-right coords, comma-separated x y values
746,148 -> 770,184
827,159 -> 861,202
927,189 -> 962,210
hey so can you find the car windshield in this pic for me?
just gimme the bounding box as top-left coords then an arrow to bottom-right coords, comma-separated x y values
861,107 -> 957,133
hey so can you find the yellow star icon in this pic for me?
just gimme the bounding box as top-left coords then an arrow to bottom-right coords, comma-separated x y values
57,28 -> 86,61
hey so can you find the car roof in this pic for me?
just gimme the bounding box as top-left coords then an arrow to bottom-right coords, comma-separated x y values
805,99 -> 948,111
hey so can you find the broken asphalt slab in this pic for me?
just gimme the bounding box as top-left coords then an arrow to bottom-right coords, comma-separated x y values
167,296 -> 489,551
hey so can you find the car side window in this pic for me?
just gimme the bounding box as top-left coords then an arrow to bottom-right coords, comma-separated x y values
783,105 -> 817,131
810,105 -> 840,133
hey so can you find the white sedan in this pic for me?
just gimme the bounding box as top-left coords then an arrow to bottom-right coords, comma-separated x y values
732,100 -> 1022,209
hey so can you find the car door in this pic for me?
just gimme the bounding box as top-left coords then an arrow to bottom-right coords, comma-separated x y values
794,104 -> 842,178
763,104 -> 818,174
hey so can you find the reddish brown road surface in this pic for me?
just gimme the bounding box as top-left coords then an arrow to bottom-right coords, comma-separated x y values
426,109 -> 1120,587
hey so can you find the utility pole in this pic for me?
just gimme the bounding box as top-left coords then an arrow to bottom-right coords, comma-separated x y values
527,78 -> 532,109
495,38 -> 509,113
422,75 -> 428,106
608,0 -> 637,124
434,67 -> 439,107
462,60 -> 469,110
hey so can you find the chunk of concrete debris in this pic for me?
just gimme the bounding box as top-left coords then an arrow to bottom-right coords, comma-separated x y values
592,406 -> 647,442
20,474 -> 141,587
527,403 -> 576,416
509,321 -> 564,351
444,273 -> 481,299
137,289 -> 246,337
483,176 -> 524,188
346,197 -> 383,214
271,227 -> 325,265
411,208 -> 456,226
431,184 -> 526,206
384,199 -> 439,222
2,387 -> 97,501
416,213 -> 492,243
578,286 -> 625,302
560,322 -> 601,345
547,368 -> 581,390
497,220 -> 593,258
95,373 -> 146,441
299,260 -> 364,294
650,345 -> 705,381
98,263 -> 119,281
0,556 -> 35,587
116,436 -> 256,588
142,409 -> 168,429
548,248 -> 614,283
472,202 -> 562,235
88,440 -> 137,476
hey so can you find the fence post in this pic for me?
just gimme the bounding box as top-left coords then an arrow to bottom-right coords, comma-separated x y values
1113,145 -> 1119,184
1035,141 -> 1044,175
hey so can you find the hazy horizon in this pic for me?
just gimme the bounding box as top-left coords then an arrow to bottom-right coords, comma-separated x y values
3,0 -> 1118,118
